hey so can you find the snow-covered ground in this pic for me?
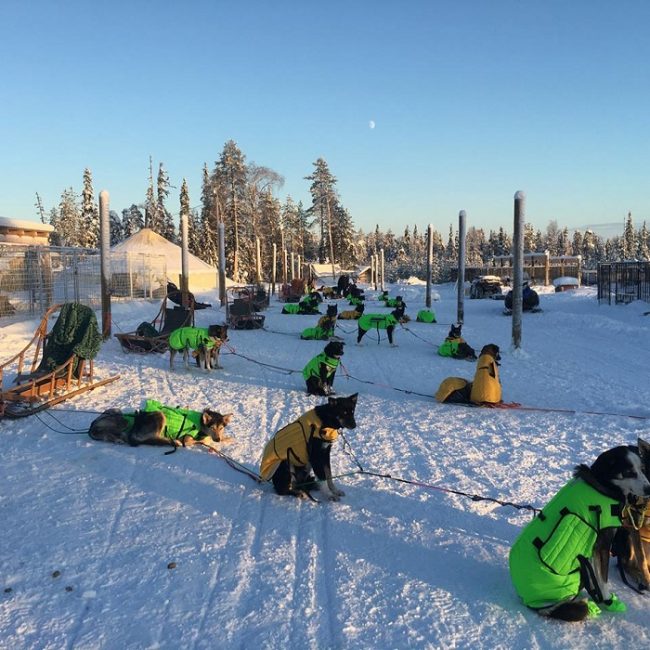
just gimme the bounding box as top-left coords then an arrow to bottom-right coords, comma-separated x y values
1,283 -> 649,649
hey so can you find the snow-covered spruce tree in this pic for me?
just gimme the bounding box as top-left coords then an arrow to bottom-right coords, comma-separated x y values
35,192 -> 47,224
623,211 -> 636,260
179,178 -> 200,258
305,158 -> 338,265
122,204 -> 144,239
48,207 -> 61,246
331,203 -> 357,269
79,168 -> 99,248
638,222 -> 649,261
157,163 -> 176,242
144,157 -> 157,231
544,220 -> 560,256
109,210 -> 123,245
214,140 -> 249,280
56,187 -> 82,247
523,222 -> 536,252
256,189 -> 282,279
199,164 -> 218,267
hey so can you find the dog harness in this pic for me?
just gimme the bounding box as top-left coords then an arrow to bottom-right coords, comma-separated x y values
168,327 -> 216,352
437,336 -> 465,357
384,298 -> 402,308
259,409 -> 338,481
346,294 -> 364,306
509,478 -> 622,609
143,399 -> 204,440
470,352 -> 502,404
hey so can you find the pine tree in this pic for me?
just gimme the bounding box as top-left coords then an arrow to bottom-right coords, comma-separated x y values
157,163 -> 176,242
199,164 -> 218,266
637,222 -> 649,260
55,188 -> 82,246
305,158 -> 339,265
109,210 -> 123,245
35,192 -> 47,224
48,207 -> 61,246
214,140 -> 249,280
572,230 -> 583,257
144,157 -> 157,231
122,204 -> 144,238
523,223 -> 536,252
79,168 -> 99,248
623,211 -> 636,259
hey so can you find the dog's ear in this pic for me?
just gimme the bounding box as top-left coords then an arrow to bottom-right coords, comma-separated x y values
638,438 -> 650,475
222,413 -> 234,425
349,393 -> 358,404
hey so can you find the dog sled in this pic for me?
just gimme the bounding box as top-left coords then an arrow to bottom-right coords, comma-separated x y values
279,278 -> 305,303
114,295 -> 195,353
0,303 -> 120,418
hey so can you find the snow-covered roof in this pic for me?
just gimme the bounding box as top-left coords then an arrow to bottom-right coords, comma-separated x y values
553,276 -> 579,287
111,228 -> 215,272
0,216 -> 54,232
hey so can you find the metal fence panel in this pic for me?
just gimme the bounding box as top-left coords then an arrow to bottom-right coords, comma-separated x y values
597,261 -> 650,304
0,245 -> 167,320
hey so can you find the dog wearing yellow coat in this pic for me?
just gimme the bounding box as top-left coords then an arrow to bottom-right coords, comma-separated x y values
470,344 -> 502,405
260,394 -> 358,500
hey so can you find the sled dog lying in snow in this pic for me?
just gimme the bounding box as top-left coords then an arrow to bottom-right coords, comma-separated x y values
509,442 -> 650,621
88,399 -> 233,451
259,394 -> 358,500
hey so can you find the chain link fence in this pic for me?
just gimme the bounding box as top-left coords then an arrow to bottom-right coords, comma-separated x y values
0,245 -> 167,320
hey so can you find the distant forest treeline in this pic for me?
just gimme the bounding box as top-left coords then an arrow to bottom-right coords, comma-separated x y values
37,140 -> 650,283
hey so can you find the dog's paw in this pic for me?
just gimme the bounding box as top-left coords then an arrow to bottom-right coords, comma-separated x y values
587,601 -> 602,617
332,488 -> 345,497
217,435 -> 234,445
601,594 -> 627,612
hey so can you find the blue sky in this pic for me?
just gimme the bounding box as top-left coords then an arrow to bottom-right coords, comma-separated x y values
1,0 -> 649,237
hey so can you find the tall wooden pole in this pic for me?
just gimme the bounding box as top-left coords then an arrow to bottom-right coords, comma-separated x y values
271,243 -> 277,295
426,224 -> 433,308
218,222 -> 227,310
380,248 -> 385,291
99,190 -> 111,339
255,236 -> 262,284
457,211 -> 466,324
512,191 -> 525,349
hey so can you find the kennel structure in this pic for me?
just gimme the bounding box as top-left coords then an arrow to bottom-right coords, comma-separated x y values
597,261 -> 650,305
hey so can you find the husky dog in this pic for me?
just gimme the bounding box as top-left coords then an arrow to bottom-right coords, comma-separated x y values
168,324 -> 228,371
509,444 -> 650,621
259,394 -> 358,500
89,401 -> 233,451
611,438 -> 650,591
339,303 -> 365,320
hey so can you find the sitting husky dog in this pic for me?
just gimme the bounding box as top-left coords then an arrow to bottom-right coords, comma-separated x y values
168,324 -> 228,370
89,399 -> 233,451
259,394 -> 358,500
611,438 -> 650,591
509,444 -> 650,621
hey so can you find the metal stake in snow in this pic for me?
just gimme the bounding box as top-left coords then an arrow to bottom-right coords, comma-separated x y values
426,224 -> 433,308
180,213 -> 189,307
512,191 -> 525,349
457,211 -> 466,324
99,190 -> 111,339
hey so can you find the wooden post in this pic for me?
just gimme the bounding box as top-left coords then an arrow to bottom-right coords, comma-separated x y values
99,190 -> 111,339
255,236 -> 262,284
290,252 -> 295,280
426,224 -> 433,308
577,254 -> 582,287
380,248 -> 385,290
457,211 -> 466,324
371,255 -> 376,291
271,243 -> 277,295
180,213 -> 190,307
218,222 -> 227,310
512,191 -> 525,349
297,254 -> 302,279
544,250 -> 550,286
282,249 -> 288,284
